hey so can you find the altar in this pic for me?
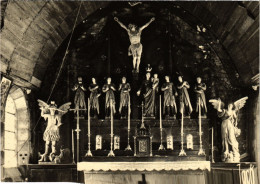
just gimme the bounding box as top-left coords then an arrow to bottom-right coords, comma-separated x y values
78,160 -> 211,184
76,118 -> 209,160
72,117 -> 209,184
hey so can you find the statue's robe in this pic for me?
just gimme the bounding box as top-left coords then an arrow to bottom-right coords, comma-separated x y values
194,83 -> 207,114
139,79 -> 155,116
42,114 -> 60,142
161,82 -> 177,114
177,81 -> 193,115
152,78 -> 159,116
102,83 -> 116,113
72,84 -> 86,110
119,83 -> 131,113
89,83 -> 100,114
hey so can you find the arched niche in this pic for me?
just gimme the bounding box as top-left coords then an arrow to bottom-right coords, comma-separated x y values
1,86 -> 31,181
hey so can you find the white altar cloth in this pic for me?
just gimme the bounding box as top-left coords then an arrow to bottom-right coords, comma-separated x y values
77,161 -> 211,172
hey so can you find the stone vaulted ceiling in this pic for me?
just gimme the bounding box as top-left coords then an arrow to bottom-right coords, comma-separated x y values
0,1 -> 259,89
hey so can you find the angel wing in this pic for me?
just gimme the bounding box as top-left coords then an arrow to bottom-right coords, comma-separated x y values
209,99 -> 224,110
37,99 -> 50,114
234,97 -> 248,111
57,102 -> 72,116
56,102 -> 71,127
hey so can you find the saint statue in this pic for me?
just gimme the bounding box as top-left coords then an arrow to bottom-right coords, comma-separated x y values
209,97 -> 248,162
102,77 -> 116,118
89,77 -> 100,118
194,77 -> 207,117
118,77 -> 131,119
137,73 -> 156,117
72,76 -> 86,116
38,100 -> 71,162
177,76 -> 193,117
151,73 -> 159,117
114,17 -> 155,73
161,75 -> 178,118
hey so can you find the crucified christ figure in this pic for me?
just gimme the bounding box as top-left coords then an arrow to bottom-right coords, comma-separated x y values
114,17 -> 155,73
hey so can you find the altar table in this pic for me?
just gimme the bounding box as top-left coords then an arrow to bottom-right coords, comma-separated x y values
78,161 -> 210,184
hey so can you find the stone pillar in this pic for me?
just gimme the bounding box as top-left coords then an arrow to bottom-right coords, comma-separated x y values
247,88 -> 259,183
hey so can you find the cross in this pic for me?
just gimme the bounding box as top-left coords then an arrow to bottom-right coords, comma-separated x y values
138,174 -> 147,184
69,108 -> 87,163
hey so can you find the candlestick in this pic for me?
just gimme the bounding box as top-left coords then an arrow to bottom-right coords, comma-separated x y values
160,96 -> 162,129
125,97 -> 132,151
108,100 -> 115,157
212,127 -> 215,163
75,110 -> 81,162
128,97 -> 130,130
158,95 -> 165,150
140,102 -> 145,129
179,108 -> 186,156
198,97 -> 205,156
72,129 -> 75,164
88,100 -> 90,135
85,98 -> 92,157
111,103 -> 113,136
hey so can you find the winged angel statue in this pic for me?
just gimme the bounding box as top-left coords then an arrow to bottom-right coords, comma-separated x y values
38,100 -> 71,162
209,97 -> 248,162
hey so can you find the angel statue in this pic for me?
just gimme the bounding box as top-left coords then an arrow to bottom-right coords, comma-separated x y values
209,97 -> 248,162
38,100 -> 71,162
114,17 -> 155,73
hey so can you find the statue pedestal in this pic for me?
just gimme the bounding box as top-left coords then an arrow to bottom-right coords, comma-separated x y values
143,116 -> 155,120
38,161 -> 55,165
165,115 -> 176,120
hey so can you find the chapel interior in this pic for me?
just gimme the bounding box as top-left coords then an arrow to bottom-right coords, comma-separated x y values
0,1 -> 259,184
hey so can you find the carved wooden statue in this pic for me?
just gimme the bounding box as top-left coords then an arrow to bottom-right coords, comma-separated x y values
194,77 -> 207,117
118,77 -> 131,119
72,76 -> 86,116
177,76 -> 192,117
102,77 -> 116,118
89,77 -> 100,117
161,75 -> 178,118
137,73 -> 156,117
209,97 -> 248,162
114,17 -> 155,73
38,100 -> 71,162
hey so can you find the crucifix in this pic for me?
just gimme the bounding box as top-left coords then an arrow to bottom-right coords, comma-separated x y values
70,108 -> 87,163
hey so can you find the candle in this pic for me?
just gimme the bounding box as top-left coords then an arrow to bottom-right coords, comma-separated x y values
110,100 -> 113,136
160,95 -> 162,129
128,97 -> 130,130
212,127 -> 214,160
199,98 -> 201,136
72,129 -> 74,156
88,98 -> 90,135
